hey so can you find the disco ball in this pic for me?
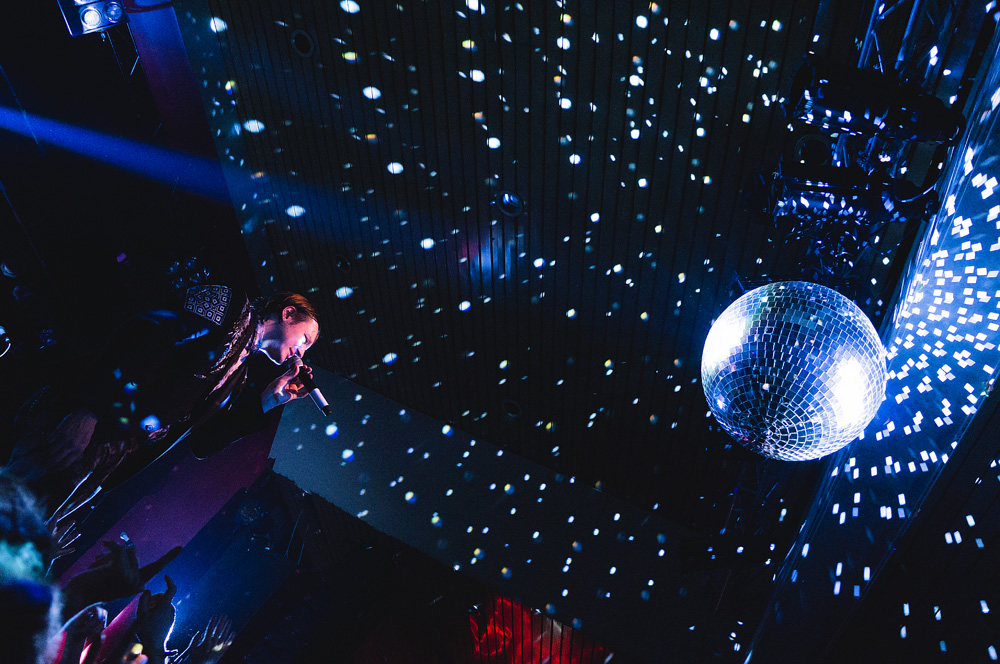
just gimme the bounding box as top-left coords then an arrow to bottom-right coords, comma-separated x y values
701,281 -> 886,461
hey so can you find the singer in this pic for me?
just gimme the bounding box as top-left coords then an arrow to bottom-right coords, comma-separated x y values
2,285 -> 322,515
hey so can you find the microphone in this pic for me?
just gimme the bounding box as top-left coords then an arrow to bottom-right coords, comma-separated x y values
292,357 -> 332,416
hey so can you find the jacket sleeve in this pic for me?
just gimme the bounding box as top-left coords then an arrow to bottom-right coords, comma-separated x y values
184,354 -> 283,459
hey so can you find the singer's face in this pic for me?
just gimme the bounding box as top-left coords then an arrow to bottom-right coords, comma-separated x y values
259,308 -> 319,365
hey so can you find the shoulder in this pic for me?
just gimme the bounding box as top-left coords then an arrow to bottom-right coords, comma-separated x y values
183,285 -> 239,326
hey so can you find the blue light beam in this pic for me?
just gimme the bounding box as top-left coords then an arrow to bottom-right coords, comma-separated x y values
0,105 -> 235,202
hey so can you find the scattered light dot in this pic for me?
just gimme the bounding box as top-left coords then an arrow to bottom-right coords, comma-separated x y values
343,51 -> 358,61
405,491 -> 416,503
487,137 -> 501,148
559,98 -> 573,109
636,15 -> 648,28
442,425 -> 453,436
362,86 -> 382,99
569,154 -> 581,165
470,69 -> 486,82
462,39 -> 476,50
209,17 -> 227,32
243,119 -> 265,133
590,212 -> 600,222
335,286 -> 354,299
342,449 -> 354,461
629,75 -> 644,86
638,178 -> 648,187
325,423 -> 339,436
458,300 -> 471,311
501,567 -> 511,578
285,205 -> 306,217
420,237 -> 435,249
771,20 -> 782,31
566,308 -> 577,318
533,258 -> 545,268
710,28 -> 720,40
383,352 -> 397,364
340,0 -> 360,13
556,36 -> 571,49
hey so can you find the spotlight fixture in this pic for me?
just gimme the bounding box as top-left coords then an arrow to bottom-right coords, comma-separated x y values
789,53 -> 963,145
0,325 -> 10,360
493,190 -> 525,217
334,253 -> 352,272
57,0 -> 127,37
502,399 -> 522,418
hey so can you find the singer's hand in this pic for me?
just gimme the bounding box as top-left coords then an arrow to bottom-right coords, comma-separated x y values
261,359 -> 313,412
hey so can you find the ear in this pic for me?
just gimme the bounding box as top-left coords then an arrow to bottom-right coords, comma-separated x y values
282,306 -> 298,321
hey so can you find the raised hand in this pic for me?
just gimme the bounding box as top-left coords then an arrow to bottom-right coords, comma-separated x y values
134,575 -> 178,660
261,358 -> 313,412
63,536 -> 182,616
46,409 -> 98,472
48,516 -> 81,574
171,615 -> 235,664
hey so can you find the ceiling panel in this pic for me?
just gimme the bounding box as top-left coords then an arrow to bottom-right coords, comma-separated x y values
178,0 -> 875,533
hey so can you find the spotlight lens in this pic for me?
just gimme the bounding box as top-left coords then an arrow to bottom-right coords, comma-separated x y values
81,7 -> 102,27
105,2 -> 124,21
495,190 -> 524,216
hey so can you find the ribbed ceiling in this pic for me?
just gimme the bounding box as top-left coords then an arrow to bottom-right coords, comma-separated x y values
183,0 -> 876,532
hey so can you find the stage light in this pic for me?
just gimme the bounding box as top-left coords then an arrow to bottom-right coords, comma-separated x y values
57,0 -> 127,37
0,325 -> 10,360
493,190 -> 525,217
788,53 -> 963,145
104,1 -> 123,21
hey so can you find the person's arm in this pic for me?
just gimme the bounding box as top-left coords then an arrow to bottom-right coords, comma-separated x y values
131,576 -> 178,664
57,604 -> 108,664
260,359 -> 314,413
185,357 -> 314,459
73,310 -> 191,438
4,409 -> 99,482
168,616 -> 234,664
61,538 -> 182,617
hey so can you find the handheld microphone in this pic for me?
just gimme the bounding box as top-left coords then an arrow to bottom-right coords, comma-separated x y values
292,357 -> 332,416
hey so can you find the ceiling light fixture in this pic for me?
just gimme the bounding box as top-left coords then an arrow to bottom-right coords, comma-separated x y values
493,190 -> 525,217
58,0 -> 127,36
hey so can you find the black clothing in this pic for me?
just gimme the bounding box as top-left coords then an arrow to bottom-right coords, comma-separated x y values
5,285 -> 271,509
